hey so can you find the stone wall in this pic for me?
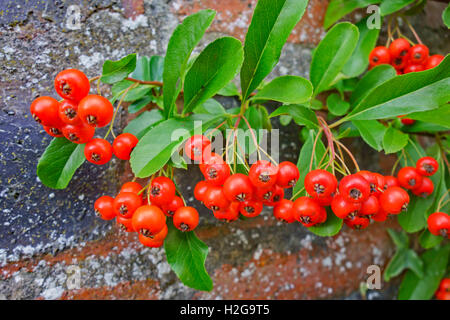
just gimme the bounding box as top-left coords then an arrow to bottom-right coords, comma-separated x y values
0,0 -> 448,299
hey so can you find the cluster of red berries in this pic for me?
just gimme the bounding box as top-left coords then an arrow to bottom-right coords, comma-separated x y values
186,135 -> 301,222
436,278 -> 450,300
94,177 -> 200,248
369,39 -> 443,74
369,39 -> 444,126
29,69 -> 139,165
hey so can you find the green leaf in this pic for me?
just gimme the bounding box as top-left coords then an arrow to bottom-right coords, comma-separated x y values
217,82 -> 240,97
382,126 -> 409,154
384,248 -> 424,282
308,207 -> 343,237
401,121 -> 450,133
123,109 -> 164,139
326,93 -> 350,116
128,96 -> 153,114
240,0 -> 308,101
310,22 -> 359,95
352,120 -> 387,151
131,56 -> 151,81
164,221 -> 213,291
342,17 -> 381,78
380,0 -> 415,16
398,245 -> 450,300
350,64 -> 397,108
150,56 -> 164,82
419,229 -> 443,249
269,104 -> 319,128
387,228 -> 409,249
251,76 -> 313,105
37,138 -> 85,189
398,138 -> 426,167
346,55 -> 450,120
407,104 -> 450,129
293,129 -> 327,198
323,0 -> 380,29
101,54 -> 137,84
122,85 -> 153,102
193,98 -> 226,115
163,10 -> 216,118
130,114 -> 224,178
444,4 -> 450,28
183,37 -> 244,114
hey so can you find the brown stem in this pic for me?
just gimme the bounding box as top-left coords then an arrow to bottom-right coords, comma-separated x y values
317,117 -> 336,170
309,128 -> 324,172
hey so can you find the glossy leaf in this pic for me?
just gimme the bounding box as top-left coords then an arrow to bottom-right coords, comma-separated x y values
251,76 -> 313,105
163,10 -> 216,117
407,104 -> 450,129
347,55 -> 450,120
444,4 -> 450,28
123,109 -> 164,139
398,245 -> 450,300
128,96 -> 153,114
150,56 -> 164,82
308,207 -> 343,237
382,126 -> 409,154
310,22 -> 359,95
193,99 -> 226,115
384,248 -> 424,281
419,229 -> 443,249
240,0 -> 308,100
101,53 -> 137,84
387,228 -> 409,249
131,56 -> 151,81
217,82 -> 240,97
183,37 -> 244,114
342,17 -> 381,78
269,104 -> 319,129
326,93 -> 350,116
380,0 -> 415,16
37,138 -> 85,189
164,221 -> 213,291
323,0 -> 380,29
352,120 -> 386,151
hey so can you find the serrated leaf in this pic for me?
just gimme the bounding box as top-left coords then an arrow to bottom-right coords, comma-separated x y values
183,37 -> 244,114
123,109 -> 164,139
240,0 -> 308,100
310,22 -> 359,95
269,104 -> 319,129
347,55 -> 450,120
383,127 -> 409,154
37,138 -> 85,189
251,76 -> 313,104
327,93 -> 350,116
101,54 -> 137,84
352,120 -> 386,151
164,221 -> 213,291
163,10 -> 216,118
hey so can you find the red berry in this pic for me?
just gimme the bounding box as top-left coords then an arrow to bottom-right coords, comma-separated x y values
397,166 -> 423,190
248,160 -> 279,188
389,38 -> 410,60
161,196 -> 184,217
316,206 -> 327,224
173,206 -> 199,231
400,117 -> 416,125
184,135 -> 211,162
276,161 -> 299,188
58,99 -> 81,125
409,44 -> 429,64
214,202 -> 240,222
263,185 -> 285,207
424,54 -> 444,70
84,138 -> 113,165
132,205 -> 166,237
273,199 -> 295,223
416,156 -> 439,176
62,122 -> 95,144
339,174 -> 371,203
439,278 -> 450,292
427,212 -> 450,237
194,181 -> 210,202
292,197 -> 322,227
412,177 -> 434,197
78,94 -> 113,127
305,169 -> 337,199
94,195 -> 115,220
112,133 -> 138,160
138,224 -> 168,248
383,176 -> 400,190
369,46 -> 391,67
371,208 -> 389,222
149,177 -> 176,206
120,182 -> 143,196
345,215 -> 370,230
223,173 -> 253,202
436,291 -> 450,301
203,186 -> 230,212
357,170 -> 382,196
113,192 -> 143,219
116,215 -> 134,232
30,96 -> 62,127
203,162 -> 231,186
404,64 -> 424,73
43,125 -> 64,138
331,194 -> 361,219
379,186 -> 410,214
54,69 -> 90,102
315,195 -> 333,206
200,152 -> 224,175
239,199 -> 263,218
391,55 -> 409,70
359,195 -> 380,217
